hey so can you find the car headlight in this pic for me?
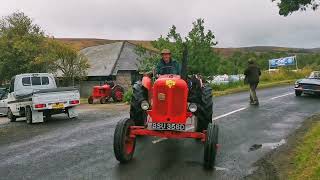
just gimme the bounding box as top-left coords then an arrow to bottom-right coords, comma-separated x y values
295,82 -> 300,88
141,100 -> 150,110
188,103 -> 197,112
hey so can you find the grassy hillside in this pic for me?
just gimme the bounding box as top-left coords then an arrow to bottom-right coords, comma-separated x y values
56,38 -> 320,55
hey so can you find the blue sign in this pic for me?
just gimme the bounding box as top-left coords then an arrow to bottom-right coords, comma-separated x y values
269,56 -> 295,68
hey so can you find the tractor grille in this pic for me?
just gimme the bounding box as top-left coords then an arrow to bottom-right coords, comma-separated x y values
153,86 -> 186,118
171,86 -> 185,116
154,86 -> 168,116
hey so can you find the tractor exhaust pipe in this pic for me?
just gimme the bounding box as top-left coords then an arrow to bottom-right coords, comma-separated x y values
181,43 -> 188,81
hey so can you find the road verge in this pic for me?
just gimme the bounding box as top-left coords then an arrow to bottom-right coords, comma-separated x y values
213,80 -> 294,97
245,114 -> 320,180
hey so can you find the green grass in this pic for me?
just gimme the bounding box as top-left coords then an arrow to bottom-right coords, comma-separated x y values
212,68 -> 312,96
212,80 -> 295,97
289,121 -> 320,180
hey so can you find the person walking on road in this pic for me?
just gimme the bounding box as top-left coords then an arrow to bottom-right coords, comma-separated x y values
244,59 -> 261,105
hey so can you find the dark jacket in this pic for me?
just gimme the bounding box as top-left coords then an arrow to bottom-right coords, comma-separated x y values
244,64 -> 261,84
155,59 -> 181,75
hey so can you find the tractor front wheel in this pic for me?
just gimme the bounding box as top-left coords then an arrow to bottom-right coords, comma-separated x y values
112,85 -> 124,102
88,96 -> 93,104
204,122 -> 219,169
100,97 -> 109,104
114,118 -> 136,163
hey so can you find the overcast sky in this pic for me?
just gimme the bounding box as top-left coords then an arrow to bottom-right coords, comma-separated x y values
1,0 -> 319,48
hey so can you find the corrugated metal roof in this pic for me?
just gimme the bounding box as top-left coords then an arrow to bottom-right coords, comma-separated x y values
80,42 -> 124,76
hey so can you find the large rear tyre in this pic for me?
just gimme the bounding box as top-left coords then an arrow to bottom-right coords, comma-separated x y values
295,90 -> 302,97
112,85 -> 124,102
130,82 -> 148,126
204,122 -> 219,169
7,108 -> 16,122
114,118 -> 136,163
88,96 -> 93,104
26,106 -> 33,124
196,85 -> 213,132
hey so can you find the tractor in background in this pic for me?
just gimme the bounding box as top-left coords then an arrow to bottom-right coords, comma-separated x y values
88,82 -> 124,104
113,45 -> 219,169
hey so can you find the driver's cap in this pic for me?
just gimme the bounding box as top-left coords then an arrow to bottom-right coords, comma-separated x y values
161,49 -> 171,54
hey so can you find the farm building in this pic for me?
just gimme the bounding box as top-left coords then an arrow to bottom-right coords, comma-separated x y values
77,41 -> 153,97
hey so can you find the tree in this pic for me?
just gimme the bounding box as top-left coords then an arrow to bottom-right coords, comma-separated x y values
136,19 -> 221,76
272,0 -> 319,16
0,12 -> 48,81
46,40 -> 89,86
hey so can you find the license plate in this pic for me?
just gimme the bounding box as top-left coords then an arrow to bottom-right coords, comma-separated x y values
52,103 -> 64,109
151,123 -> 185,131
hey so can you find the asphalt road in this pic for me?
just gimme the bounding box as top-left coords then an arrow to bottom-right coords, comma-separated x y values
0,86 -> 319,180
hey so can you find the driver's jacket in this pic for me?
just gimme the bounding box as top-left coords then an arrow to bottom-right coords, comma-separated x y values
155,59 -> 181,75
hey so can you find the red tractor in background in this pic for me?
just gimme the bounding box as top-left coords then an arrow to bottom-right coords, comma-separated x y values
88,82 -> 124,104
113,45 -> 219,169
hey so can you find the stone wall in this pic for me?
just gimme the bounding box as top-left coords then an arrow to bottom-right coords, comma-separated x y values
116,70 -> 132,91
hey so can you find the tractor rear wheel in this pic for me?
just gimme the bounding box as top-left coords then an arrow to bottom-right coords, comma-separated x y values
88,96 -> 93,104
196,85 -> 213,132
204,122 -> 219,169
130,82 -> 148,126
112,85 -> 124,102
114,118 -> 136,163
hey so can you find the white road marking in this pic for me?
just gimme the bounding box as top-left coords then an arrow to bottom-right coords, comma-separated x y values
269,92 -> 294,100
152,138 -> 167,144
212,107 -> 247,121
215,166 -> 229,171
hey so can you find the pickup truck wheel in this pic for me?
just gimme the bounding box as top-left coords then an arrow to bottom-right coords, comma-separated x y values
8,108 -> 16,122
26,106 -> 32,124
295,90 -> 302,96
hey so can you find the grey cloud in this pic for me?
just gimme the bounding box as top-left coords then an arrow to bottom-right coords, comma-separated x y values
0,0 -> 319,48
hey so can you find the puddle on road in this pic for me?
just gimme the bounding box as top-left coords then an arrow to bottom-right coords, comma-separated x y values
249,139 -> 286,152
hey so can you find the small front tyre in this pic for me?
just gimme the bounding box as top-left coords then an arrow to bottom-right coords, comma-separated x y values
114,118 -> 136,163
204,122 -> 219,169
88,96 -> 93,104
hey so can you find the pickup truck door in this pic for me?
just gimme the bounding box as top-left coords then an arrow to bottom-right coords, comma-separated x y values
0,94 -> 8,115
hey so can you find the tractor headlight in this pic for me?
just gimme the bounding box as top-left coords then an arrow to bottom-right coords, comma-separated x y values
141,100 -> 150,110
188,103 -> 197,112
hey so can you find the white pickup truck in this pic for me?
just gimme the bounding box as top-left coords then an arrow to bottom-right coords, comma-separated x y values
7,73 -> 80,124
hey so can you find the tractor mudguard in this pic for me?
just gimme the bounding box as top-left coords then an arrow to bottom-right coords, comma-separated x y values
142,76 -> 152,90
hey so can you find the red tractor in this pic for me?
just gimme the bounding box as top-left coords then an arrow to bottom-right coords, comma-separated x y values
113,46 -> 219,169
88,82 -> 124,104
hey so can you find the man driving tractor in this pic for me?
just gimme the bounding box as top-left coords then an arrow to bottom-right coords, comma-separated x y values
156,49 -> 181,75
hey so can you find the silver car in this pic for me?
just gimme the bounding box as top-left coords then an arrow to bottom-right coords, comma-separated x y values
294,71 -> 320,96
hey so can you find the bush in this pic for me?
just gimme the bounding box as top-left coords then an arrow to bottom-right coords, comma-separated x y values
260,67 -> 313,82
123,88 -> 133,103
210,81 -> 244,91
